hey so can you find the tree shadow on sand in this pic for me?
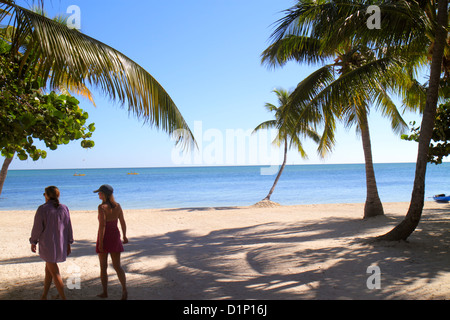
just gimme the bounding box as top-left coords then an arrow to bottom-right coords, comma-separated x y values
2,205 -> 449,300
122,205 -> 450,299
0,239 -> 100,300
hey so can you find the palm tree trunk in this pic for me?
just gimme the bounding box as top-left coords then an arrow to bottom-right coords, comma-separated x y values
360,112 -> 384,218
0,155 -> 14,197
264,139 -> 288,201
377,0 -> 448,241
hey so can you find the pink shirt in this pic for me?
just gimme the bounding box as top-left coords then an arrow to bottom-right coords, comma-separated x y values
30,201 -> 74,263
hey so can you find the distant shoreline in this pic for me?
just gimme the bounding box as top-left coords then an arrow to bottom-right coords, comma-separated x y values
0,200 -> 439,213
8,161 -> 427,171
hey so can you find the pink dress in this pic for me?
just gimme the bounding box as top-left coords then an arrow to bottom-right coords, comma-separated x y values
96,219 -> 124,253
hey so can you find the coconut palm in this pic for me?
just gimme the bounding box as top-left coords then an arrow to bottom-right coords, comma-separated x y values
265,0 -> 448,238
262,37 -> 408,219
379,0 -> 448,240
253,88 -> 320,203
0,1 -> 195,149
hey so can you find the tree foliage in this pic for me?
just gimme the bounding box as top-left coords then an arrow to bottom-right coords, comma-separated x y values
0,40 -> 95,162
402,101 -> 450,165
0,1 -> 195,149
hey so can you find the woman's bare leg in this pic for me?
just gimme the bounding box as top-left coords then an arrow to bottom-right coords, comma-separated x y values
41,264 -> 52,300
97,253 -> 108,298
45,262 -> 66,300
111,252 -> 127,300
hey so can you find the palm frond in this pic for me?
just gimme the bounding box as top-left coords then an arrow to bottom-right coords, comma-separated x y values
253,119 -> 277,133
255,87 -> 321,158
56,80 -> 97,107
264,102 -> 279,113
288,133 -> 308,159
287,54 -> 407,154
261,35 -> 333,68
376,92 -> 408,135
269,0 -> 332,42
305,56 -> 402,116
270,0 -> 432,51
0,1 -> 195,150
288,64 -> 336,113
316,107 -> 337,157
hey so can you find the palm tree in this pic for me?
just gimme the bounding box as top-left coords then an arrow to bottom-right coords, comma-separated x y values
265,0 -> 448,237
378,0 -> 448,240
0,1 -> 195,149
332,45 -> 408,219
262,37 -> 408,219
253,88 -> 320,203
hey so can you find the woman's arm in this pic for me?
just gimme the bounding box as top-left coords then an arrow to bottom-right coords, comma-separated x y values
66,207 -> 74,256
29,207 -> 44,252
118,205 -> 128,244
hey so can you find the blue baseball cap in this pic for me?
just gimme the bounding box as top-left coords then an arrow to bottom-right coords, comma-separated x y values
93,184 -> 114,195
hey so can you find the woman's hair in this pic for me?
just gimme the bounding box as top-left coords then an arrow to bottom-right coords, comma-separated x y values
45,186 -> 60,208
103,193 -> 118,209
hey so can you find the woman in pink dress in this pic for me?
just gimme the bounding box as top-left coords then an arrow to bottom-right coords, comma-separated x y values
30,186 -> 73,300
94,184 -> 128,300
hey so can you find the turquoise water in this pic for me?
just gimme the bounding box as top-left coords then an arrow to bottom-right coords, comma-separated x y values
0,163 -> 449,211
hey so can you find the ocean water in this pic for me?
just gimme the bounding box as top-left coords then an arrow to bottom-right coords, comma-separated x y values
0,163 -> 449,211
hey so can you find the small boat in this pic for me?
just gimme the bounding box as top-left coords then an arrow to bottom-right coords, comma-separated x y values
127,172 -> 139,175
73,173 -> 86,176
433,194 -> 450,203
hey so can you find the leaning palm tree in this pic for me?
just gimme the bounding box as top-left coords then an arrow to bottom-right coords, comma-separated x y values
262,34 -> 408,218
0,1 -> 195,149
268,0 -> 448,239
253,88 -> 320,205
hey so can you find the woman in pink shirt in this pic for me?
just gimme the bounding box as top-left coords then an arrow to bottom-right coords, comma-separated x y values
94,184 -> 128,300
30,186 -> 73,300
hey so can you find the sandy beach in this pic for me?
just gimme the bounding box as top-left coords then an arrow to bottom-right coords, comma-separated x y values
0,201 -> 449,300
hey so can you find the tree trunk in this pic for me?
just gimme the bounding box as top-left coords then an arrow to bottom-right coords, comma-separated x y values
264,139 -> 288,201
0,155 -> 14,197
377,0 -> 448,241
360,112 -> 384,219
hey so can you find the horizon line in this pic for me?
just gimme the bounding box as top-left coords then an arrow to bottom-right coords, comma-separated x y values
8,161 -> 444,171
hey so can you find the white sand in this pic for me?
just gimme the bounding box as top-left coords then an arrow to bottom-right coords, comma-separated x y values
0,201 -> 449,300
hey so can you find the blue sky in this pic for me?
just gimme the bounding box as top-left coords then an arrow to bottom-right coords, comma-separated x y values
9,0 -> 430,170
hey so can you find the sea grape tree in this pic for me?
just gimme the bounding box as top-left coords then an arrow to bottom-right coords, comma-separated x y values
0,40 -> 95,195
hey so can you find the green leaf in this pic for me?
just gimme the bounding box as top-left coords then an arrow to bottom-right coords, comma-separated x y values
81,140 -> 94,148
88,123 -> 95,132
52,110 -> 65,119
17,152 -> 28,160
